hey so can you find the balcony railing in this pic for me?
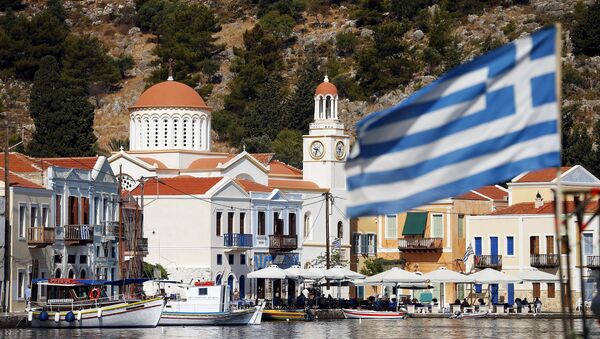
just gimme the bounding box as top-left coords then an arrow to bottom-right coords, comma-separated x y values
587,255 -> 600,269
398,238 -> 443,251
269,234 -> 297,251
224,233 -> 253,248
474,255 -> 502,268
530,254 -> 559,268
27,227 -> 55,246
64,224 -> 94,243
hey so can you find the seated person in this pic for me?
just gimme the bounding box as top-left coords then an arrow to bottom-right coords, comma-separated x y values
460,298 -> 470,311
522,298 -> 531,312
533,298 -> 542,313
432,298 -> 438,305
454,299 -> 461,305
478,298 -> 486,306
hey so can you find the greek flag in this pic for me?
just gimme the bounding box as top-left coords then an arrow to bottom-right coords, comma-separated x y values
346,26 -> 561,217
332,237 -> 341,250
463,244 -> 475,263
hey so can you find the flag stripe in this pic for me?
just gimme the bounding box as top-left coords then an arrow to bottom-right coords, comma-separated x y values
348,121 -> 557,189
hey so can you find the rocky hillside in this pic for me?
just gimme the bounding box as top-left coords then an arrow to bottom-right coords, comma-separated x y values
1,0 -> 599,154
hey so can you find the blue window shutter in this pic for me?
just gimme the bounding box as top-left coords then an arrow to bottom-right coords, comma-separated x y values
507,236 -> 514,255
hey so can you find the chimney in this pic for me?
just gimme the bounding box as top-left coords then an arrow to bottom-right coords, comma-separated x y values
534,192 -> 544,208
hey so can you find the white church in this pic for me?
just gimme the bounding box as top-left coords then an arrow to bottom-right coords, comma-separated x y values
108,75 -> 350,298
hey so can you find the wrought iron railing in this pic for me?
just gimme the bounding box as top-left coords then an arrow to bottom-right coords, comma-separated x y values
530,254 -> 559,268
269,235 -> 297,251
398,238 -> 443,251
587,255 -> 600,268
224,233 -> 253,247
473,255 -> 502,268
64,224 -> 94,242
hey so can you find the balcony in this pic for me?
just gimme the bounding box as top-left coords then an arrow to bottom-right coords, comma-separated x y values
398,238 -> 443,252
530,254 -> 559,268
269,235 -> 297,252
474,255 -> 502,269
587,255 -> 600,269
224,233 -> 253,248
63,224 -> 94,243
95,221 -> 121,241
27,227 -> 55,247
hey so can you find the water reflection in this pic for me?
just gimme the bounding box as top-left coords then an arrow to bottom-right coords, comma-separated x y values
2,319 -> 599,339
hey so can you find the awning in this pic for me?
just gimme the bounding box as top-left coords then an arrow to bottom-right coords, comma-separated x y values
402,212 -> 428,235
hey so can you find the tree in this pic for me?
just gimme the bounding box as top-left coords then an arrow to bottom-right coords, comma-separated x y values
359,257 -> 386,276
143,262 -> 169,279
272,129 -> 303,169
27,56 -> 97,157
0,0 -> 25,11
240,135 -> 272,153
286,56 -> 323,132
425,6 -> 462,73
572,0 -> 600,56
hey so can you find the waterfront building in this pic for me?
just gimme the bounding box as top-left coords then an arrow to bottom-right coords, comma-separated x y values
108,76 -> 350,297
467,166 -> 600,311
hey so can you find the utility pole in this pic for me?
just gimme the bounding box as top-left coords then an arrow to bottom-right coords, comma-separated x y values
324,192 -> 330,269
2,120 -> 10,313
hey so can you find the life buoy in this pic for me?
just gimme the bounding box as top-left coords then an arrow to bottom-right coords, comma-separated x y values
89,288 -> 101,300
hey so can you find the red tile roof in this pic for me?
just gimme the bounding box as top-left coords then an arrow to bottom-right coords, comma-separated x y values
39,157 -> 99,170
0,153 -> 39,172
132,176 -> 222,196
491,200 -> 599,215
475,185 -> 508,200
235,179 -> 272,193
137,157 -> 167,169
269,179 -> 324,191
454,191 -> 488,201
187,156 -> 234,170
514,167 -> 572,183
268,160 -> 303,177
0,168 -> 44,189
249,153 -> 274,165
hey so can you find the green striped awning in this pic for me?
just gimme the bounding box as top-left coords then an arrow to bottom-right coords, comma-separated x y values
402,212 -> 428,235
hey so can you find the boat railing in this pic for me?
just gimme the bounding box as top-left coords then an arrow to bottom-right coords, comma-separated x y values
36,292 -> 152,311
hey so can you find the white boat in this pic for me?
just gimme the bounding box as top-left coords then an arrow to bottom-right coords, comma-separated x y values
342,308 -> 406,320
449,310 -> 489,319
28,278 -> 165,328
159,281 -> 260,326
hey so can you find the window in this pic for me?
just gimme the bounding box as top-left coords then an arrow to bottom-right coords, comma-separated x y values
228,212 -> 234,234
258,211 -> 266,235
217,254 -> 222,265
81,197 -> 90,224
240,212 -> 246,234
68,255 -> 76,264
216,212 -> 222,236
198,288 -> 208,296
30,205 -> 38,229
18,204 -> 26,238
79,255 -> 87,264
337,221 -> 343,239
583,233 -> 593,255
41,206 -> 49,228
548,283 -> 555,298
367,234 -> 377,255
17,270 -> 26,299
55,195 -> 62,226
532,283 -> 541,298
432,214 -> 443,238
229,254 -> 234,265
240,254 -> 246,265
54,254 -> 62,264
530,236 -> 540,255
289,213 -> 296,236
506,236 -> 514,256
111,245 -> 116,258
385,215 -> 397,239
274,212 -> 283,235
303,213 -> 311,239
353,233 -> 361,253
458,215 -> 464,238
163,118 -> 169,147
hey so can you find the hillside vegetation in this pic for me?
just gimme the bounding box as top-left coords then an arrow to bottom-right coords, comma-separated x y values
0,0 -> 599,173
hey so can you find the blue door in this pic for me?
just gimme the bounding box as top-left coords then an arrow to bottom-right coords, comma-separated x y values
475,237 -> 482,293
507,283 -> 514,305
239,275 -> 245,299
491,284 -> 498,304
490,237 -> 498,265
227,275 -> 234,299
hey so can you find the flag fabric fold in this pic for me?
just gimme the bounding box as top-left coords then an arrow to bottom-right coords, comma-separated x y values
346,25 -> 561,218
463,243 -> 475,263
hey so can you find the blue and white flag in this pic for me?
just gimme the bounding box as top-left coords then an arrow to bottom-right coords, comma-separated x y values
346,26 -> 561,218
463,244 -> 475,263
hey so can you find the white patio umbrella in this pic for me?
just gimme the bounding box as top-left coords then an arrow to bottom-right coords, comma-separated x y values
285,265 -> 324,280
423,267 -> 474,309
364,268 -> 428,311
324,266 -> 365,300
518,268 -> 560,282
248,265 -> 297,303
469,268 -> 521,284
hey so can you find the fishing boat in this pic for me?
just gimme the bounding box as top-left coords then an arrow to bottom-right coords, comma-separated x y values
159,281 -> 261,325
28,278 -> 165,328
342,309 -> 406,320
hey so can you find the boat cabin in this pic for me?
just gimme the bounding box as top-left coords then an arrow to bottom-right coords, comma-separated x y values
166,281 -> 232,313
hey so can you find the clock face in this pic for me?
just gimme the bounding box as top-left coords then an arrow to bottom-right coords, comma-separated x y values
119,174 -> 138,191
310,141 -> 325,159
335,141 -> 345,160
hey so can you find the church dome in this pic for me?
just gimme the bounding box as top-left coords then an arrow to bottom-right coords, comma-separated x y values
131,80 -> 211,110
315,76 -> 338,96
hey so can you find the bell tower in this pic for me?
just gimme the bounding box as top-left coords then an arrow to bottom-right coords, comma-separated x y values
302,76 -> 349,191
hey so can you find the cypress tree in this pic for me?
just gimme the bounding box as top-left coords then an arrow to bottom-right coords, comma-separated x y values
27,56 -> 97,157
286,56 -> 323,133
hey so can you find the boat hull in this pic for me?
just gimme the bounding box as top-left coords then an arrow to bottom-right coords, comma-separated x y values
159,308 -> 256,326
450,311 -> 488,319
30,298 -> 166,328
342,309 -> 406,320
261,309 -> 307,321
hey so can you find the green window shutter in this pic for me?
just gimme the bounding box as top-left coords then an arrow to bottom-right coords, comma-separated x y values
386,215 -> 397,238
432,214 -> 443,238
458,215 -> 464,238
402,212 -> 428,235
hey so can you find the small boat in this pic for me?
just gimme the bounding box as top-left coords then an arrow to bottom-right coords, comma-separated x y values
261,309 -> 310,321
159,281 -> 261,326
28,278 -> 165,328
342,308 -> 406,320
449,310 -> 489,319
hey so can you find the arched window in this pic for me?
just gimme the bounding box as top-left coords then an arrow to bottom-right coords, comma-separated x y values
337,221 -> 343,239
68,269 -> 75,279
325,96 -> 332,119
80,269 -> 86,279
55,268 -> 62,278
319,97 -> 324,119
215,274 -> 222,286
304,212 -> 311,240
